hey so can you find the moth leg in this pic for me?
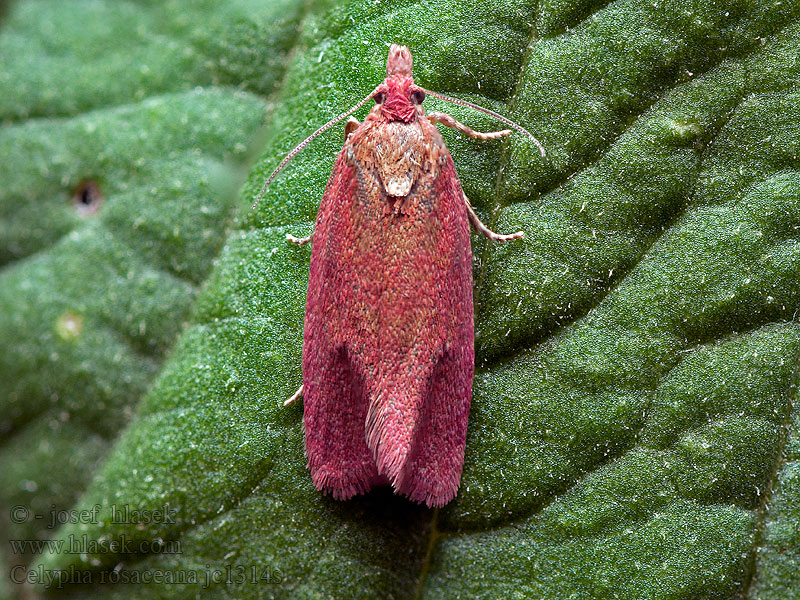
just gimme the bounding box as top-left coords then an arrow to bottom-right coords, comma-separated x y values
427,111 -> 511,140
284,384 -> 303,406
464,194 -> 524,242
287,231 -> 313,245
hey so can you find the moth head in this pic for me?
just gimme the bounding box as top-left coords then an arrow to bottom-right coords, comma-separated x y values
378,46 -> 423,123
373,82 -> 424,105
386,44 -> 413,78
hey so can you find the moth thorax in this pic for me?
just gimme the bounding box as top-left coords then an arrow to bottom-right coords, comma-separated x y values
373,121 -> 424,198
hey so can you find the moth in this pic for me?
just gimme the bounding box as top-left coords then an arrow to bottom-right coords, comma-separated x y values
256,44 -> 544,507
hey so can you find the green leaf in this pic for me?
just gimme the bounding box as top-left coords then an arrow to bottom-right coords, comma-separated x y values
2,0 -> 800,599
0,0 -> 299,591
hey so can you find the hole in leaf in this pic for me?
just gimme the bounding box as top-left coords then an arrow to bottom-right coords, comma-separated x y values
56,311 -> 84,341
72,179 -> 104,216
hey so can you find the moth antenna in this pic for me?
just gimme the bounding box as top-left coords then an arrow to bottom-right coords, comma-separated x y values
252,87 -> 380,209
419,88 -> 546,158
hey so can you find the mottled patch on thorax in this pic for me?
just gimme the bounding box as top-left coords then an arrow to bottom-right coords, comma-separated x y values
368,120 -> 427,198
344,117 -> 447,235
